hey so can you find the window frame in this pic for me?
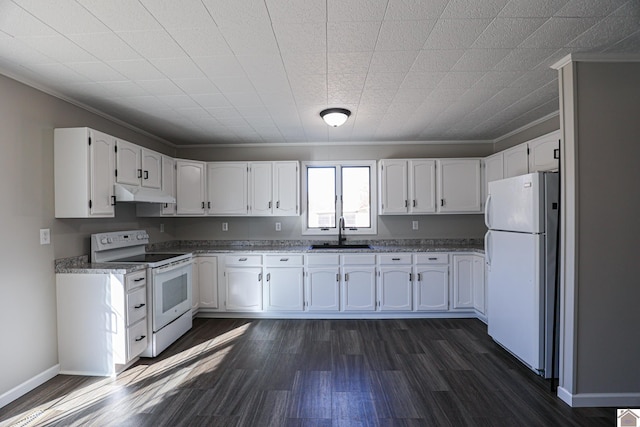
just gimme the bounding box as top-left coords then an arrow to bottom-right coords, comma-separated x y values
301,160 -> 377,236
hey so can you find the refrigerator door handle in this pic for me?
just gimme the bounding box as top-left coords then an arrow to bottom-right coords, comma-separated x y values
484,194 -> 492,229
484,231 -> 492,269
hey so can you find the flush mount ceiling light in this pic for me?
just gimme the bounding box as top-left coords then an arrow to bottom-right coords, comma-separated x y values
320,108 -> 351,127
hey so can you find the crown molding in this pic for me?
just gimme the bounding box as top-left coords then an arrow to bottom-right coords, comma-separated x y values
551,53 -> 640,70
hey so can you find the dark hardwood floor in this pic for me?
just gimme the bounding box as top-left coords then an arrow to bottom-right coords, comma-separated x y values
1,318 -> 613,426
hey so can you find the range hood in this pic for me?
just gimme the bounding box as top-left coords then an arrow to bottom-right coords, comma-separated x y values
114,184 -> 176,204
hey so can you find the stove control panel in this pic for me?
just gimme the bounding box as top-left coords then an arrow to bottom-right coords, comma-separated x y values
91,230 -> 149,252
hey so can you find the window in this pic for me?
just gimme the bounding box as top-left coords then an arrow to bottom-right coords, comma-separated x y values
302,161 -> 377,235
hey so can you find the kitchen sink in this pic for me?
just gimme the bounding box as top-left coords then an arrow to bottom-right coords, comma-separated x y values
310,244 -> 372,250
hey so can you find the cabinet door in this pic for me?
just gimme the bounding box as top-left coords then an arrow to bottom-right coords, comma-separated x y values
207,162 -> 248,215
528,131 -> 560,172
225,267 -> 263,311
198,256 -> 219,309
380,160 -> 408,214
483,152 -> 504,206
342,266 -> 376,311
306,267 -> 340,311
90,131 -> 116,216
161,155 -> 176,215
503,143 -> 529,178
141,148 -> 162,189
414,265 -> 448,311
273,161 -> 299,216
250,162 -> 273,216
265,268 -> 304,311
437,159 -> 482,213
472,255 -> 486,314
116,139 -> 141,186
377,266 -> 412,311
176,160 -> 206,215
452,255 -> 474,309
409,159 -> 436,213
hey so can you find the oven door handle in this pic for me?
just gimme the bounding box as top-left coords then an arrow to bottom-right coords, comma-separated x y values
153,259 -> 193,274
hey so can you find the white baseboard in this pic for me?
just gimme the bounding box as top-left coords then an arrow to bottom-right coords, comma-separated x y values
0,365 -> 59,409
558,387 -> 640,407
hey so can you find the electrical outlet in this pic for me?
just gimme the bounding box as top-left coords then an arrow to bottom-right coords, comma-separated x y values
412,221 -> 419,230
160,223 -> 165,233
275,222 -> 281,231
40,228 -> 51,245
222,222 -> 228,232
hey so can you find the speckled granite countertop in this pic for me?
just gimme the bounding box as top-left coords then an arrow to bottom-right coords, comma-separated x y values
56,239 -> 484,273
55,255 -> 150,274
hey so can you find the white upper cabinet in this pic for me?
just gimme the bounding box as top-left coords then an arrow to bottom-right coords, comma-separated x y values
249,162 -> 273,216
503,143 -> 529,178
409,160 -> 437,213
161,155 -> 176,215
115,140 -> 162,189
437,159 -> 482,213
273,161 -> 299,216
176,159 -> 206,215
528,131 -> 560,173
379,159 -> 409,214
54,127 -> 116,218
483,152 -> 504,205
207,162 -> 248,215
379,159 -> 436,214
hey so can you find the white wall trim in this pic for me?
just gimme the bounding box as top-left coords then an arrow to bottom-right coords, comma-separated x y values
0,69 -> 179,149
177,139 -> 494,149
0,364 -> 59,409
551,53 -> 640,70
493,111 -> 560,144
558,387 -> 640,407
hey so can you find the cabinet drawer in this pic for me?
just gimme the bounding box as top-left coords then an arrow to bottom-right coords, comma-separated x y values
225,255 -> 262,266
414,253 -> 449,265
341,254 -> 376,265
125,270 -> 146,291
126,287 -> 147,326
378,253 -> 412,265
127,319 -> 148,360
265,254 -> 303,266
306,254 -> 340,266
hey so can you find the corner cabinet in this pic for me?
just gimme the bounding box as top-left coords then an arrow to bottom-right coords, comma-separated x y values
451,254 -> 485,311
54,127 -> 116,218
436,159 -> 482,213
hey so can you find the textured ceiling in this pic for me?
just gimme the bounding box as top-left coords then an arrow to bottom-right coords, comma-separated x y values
0,0 -> 638,146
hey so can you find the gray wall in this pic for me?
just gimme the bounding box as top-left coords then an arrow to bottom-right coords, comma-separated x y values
559,61 -> 640,400
0,74 -> 176,400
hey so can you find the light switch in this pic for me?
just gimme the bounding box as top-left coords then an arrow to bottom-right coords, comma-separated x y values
275,222 -> 281,231
40,228 -> 51,245
412,221 -> 419,230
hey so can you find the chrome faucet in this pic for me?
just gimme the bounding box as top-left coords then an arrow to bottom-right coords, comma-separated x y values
338,216 -> 346,245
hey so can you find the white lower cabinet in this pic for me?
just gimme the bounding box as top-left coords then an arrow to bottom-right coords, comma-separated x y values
414,253 -> 449,311
56,270 -> 148,376
341,254 -> 376,311
452,254 -> 485,311
377,254 -> 413,311
224,255 -> 263,311
306,266 -> 341,311
194,255 -> 218,312
264,255 -> 304,311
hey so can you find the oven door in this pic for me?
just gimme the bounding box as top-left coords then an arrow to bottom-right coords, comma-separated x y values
151,260 -> 192,332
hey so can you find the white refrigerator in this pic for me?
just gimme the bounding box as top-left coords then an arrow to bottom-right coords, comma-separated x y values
484,172 -> 559,378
